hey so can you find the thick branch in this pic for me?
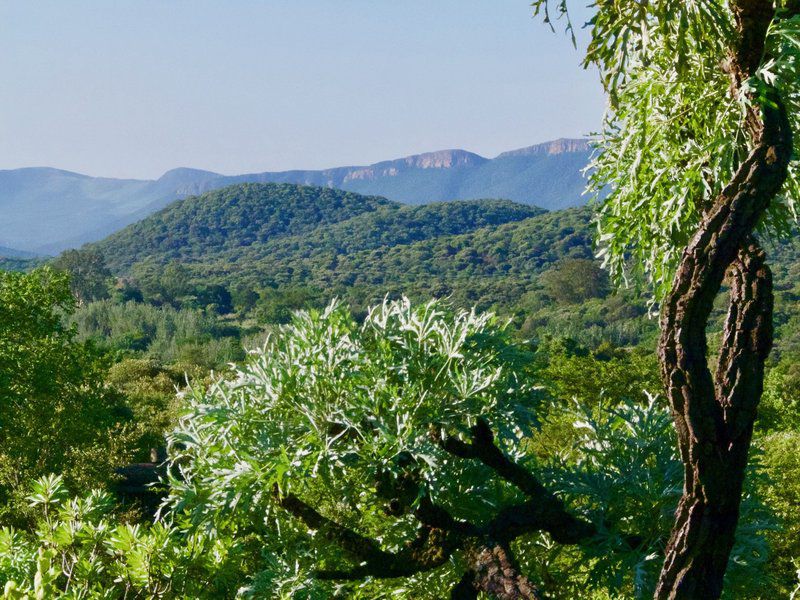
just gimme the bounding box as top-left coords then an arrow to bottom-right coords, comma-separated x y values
729,0 -> 775,84
434,419 -> 597,545
278,492 -> 457,579
280,419 -> 638,593
277,493 -> 384,560
438,419 -> 550,499
489,500 -> 595,546
715,239 -> 774,445
462,541 -> 543,600
659,94 -> 792,456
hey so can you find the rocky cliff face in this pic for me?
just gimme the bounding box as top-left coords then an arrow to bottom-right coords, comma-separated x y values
495,138 -> 591,159
344,150 -> 487,182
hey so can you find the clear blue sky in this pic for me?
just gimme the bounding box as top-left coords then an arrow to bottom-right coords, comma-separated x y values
0,0 -> 603,179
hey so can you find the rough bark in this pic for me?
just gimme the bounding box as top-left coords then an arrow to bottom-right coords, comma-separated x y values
654,2 -> 794,598
459,541 -> 542,600
657,241 -> 776,599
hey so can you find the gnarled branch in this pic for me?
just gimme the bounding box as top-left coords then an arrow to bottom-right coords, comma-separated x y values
278,491 -> 460,580
655,2 -> 793,597
433,418 -> 597,545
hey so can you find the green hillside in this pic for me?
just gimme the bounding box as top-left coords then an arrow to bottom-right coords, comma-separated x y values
93,184 -> 545,272
181,204 -> 593,306
85,183 -> 645,347
94,184 -> 396,271
86,182 -> 800,357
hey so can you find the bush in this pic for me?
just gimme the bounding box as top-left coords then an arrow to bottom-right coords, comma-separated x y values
0,269 -> 136,524
166,298 -> 540,596
0,476 -> 249,598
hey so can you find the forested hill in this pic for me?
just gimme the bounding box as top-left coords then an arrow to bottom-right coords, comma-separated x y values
93,184 -> 393,271
86,180 -> 800,358
92,183 -> 546,272
90,182 -> 599,319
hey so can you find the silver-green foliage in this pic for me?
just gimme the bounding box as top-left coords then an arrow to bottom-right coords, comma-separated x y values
164,298 -> 540,596
161,298 -> 778,597
536,1 -> 800,298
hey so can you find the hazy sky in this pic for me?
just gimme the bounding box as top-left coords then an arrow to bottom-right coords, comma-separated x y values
0,1 -> 604,179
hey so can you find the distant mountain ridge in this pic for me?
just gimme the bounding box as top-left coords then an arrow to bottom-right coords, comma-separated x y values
0,246 -> 38,259
0,138 -> 592,254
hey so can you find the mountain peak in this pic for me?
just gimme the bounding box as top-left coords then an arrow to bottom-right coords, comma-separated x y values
157,167 -> 221,184
495,138 -> 590,159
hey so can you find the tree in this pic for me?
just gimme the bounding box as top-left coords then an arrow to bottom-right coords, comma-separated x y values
51,248 -> 111,305
165,300 -> 549,597
0,268 -> 135,522
159,300 -> 777,598
533,1 -> 800,597
540,258 -> 609,304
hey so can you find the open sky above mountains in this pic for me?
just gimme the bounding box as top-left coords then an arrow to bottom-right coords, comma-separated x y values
0,1 -> 603,179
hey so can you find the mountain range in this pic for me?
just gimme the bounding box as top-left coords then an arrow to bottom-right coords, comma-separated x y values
0,138 -> 591,255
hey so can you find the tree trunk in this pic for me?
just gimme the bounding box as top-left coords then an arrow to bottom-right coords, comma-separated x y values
654,116 -> 790,598
452,541 -> 542,600
653,1 -> 795,596
656,242 -> 775,599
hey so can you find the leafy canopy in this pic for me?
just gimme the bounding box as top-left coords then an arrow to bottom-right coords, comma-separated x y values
0,268 -> 135,521
535,1 -> 800,296
165,298 -> 540,595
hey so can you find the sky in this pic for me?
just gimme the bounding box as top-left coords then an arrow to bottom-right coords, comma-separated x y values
0,0 -> 604,180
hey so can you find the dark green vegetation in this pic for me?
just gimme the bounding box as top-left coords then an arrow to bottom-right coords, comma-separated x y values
93,183 -> 543,271
0,247 -> 43,273
91,183 -> 586,302
0,139 -> 589,254
82,183 -> 800,357
0,269 -> 138,523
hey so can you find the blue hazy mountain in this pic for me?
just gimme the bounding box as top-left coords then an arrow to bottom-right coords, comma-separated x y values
0,138 -> 590,254
0,246 -> 39,258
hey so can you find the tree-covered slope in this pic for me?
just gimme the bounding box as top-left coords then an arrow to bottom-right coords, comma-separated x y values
94,184 -> 397,271
90,182 -> 596,319
207,205 -> 591,287
93,184 -> 546,272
